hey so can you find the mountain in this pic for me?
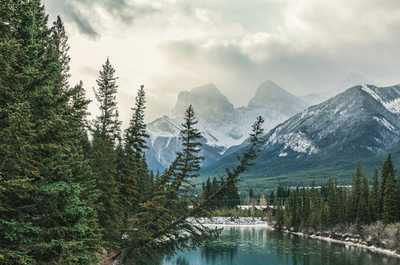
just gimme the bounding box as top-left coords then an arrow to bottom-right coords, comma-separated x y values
146,115 -> 226,171
173,83 -> 236,124
205,84 -> 400,185
146,81 -> 308,171
248,80 -> 307,116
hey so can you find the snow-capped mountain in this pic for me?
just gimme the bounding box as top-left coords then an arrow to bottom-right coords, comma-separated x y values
146,81 -> 309,171
205,84 -> 400,179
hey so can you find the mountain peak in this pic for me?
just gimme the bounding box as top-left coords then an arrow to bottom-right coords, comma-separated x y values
173,83 -> 235,121
190,83 -> 220,95
248,80 -> 307,115
249,80 -> 299,107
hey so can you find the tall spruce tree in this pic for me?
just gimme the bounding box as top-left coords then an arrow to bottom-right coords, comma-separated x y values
351,164 -> 363,223
51,15 -> 71,92
0,3 -> 100,264
91,58 -> 122,244
383,166 -> 398,224
123,85 -> 150,204
174,105 -> 203,190
224,177 -> 241,208
93,58 -> 121,143
358,174 -> 370,224
370,169 -> 380,222
380,155 -> 394,219
327,178 -> 339,226
397,176 -> 400,221
120,85 -> 150,225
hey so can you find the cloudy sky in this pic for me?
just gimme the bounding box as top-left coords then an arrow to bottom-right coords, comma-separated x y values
44,0 -> 400,123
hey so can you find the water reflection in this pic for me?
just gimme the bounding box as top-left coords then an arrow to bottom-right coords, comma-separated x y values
162,227 -> 399,265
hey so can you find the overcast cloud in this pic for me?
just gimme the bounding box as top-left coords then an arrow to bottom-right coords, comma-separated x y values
44,0 -> 400,123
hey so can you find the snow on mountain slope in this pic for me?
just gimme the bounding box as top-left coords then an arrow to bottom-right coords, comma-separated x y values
205,84 -> 400,178
146,81 -> 308,171
360,84 -> 400,114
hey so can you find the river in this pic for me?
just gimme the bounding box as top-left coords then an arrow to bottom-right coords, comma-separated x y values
161,226 -> 399,265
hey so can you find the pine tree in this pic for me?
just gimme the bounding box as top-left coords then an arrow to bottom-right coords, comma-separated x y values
174,105 -> 203,190
380,155 -> 394,219
123,85 -> 150,209
357,174 -> 370,224
383,167 -> 397,224
275,199 -> 285,231
51,15 -> 71,92
397,176 -> 400,222
91,58 -> 122,244
93,58 -> 121,143
327,177 -> 339,226
351,164 -> 363,223
225,176 -> 241,208
308,188 -> 322,229
202,178 -> 212,208
369,169 -> 380,222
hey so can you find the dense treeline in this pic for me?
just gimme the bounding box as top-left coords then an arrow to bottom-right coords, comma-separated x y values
274,156 -> 400,231
201,176 -> 241,209
0,1 -> 265,264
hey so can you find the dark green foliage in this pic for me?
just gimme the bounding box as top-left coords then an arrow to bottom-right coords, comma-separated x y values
90,58 -> 123,245
121,85 -> 151,214
175,105 -> 203,184
51,15 -> 71,92
274,157 -> 400,232
358,174 -> 370,224
91,131 -> 121,243
351,164 -> 363,223
380,155 -> 395,219
0,1 -> 100,263
93,58 -> 121,143
369,169 -> 380,222
223,177 -> 241,208
397,177 -> 400,221
383,168 -> 398,224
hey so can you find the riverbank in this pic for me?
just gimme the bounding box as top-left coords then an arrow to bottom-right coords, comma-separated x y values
193,218 -> 400,260
190,217 -> 270,226
287,230 -> 400,259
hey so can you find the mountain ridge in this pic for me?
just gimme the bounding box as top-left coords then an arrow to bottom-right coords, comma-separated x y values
203,84 -> 400,185
146,81 -> 309,171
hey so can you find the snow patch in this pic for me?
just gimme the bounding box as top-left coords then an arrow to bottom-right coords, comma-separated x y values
361,84 -> 400,114
268,131 -> 319,155
361,84 -> 381,102
279,152 -> 288,157
190,217 -> 270,227
290,231 -> 400,260
384,98 -> 400,114
373,116 -> 396,132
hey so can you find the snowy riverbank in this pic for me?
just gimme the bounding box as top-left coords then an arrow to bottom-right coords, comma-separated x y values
289,231 -> 400,259
190,217 -> 270,227
191,218 -> 400,259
